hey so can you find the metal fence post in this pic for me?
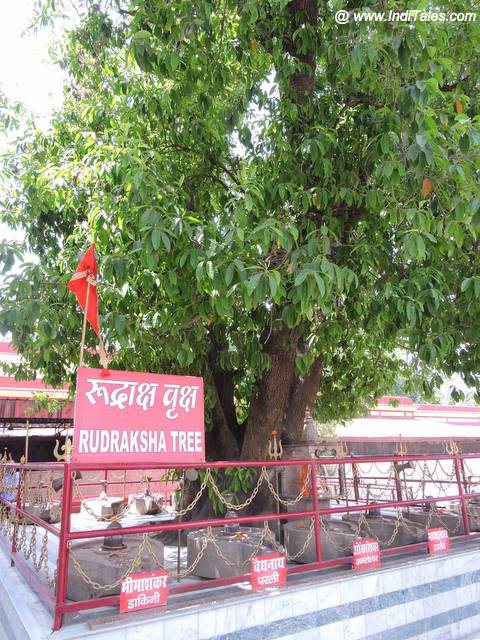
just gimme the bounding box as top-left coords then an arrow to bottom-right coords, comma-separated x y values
53,463 -> 73,631
454,455 -> 470,535
11,464 -> 24,566
310,461 -> 323,562
352,463 -> 360,503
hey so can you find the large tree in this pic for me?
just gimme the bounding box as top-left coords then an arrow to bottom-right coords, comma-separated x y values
1,0 -> 479,459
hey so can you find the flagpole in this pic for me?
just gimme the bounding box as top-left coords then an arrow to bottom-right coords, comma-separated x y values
79,277 -> 91,368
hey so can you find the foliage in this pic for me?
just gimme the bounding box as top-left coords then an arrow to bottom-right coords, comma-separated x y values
316,421 -> 339,441
0,0 -> 480,458
199,467 -> 255,515
388,371 -> 441,403
25,391 -> 66,417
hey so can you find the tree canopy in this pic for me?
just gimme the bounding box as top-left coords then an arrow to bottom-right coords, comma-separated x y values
1,0 -> 479,459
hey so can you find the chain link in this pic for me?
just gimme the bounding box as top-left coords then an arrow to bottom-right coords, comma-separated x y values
422,462 -> 455,497
262,468 -> 312,507
204,468 -> 265,511
466,500 -> 480,530
205,467 -> 312,511
174,474 -> 208,517
69,533 -> 163,592
72,475 -> 132,522
14,517 -> 56,588
433,507 -> 462,534
203,522 -> 274,567
174,535 -> 209,579
274,518 -> 316,560
73,472 -> 208,521
436,460 -> 457,482
70,524 -> 275,588
319,516 -> 364,551
287,519 -> 315,561
71,464 -> 318,528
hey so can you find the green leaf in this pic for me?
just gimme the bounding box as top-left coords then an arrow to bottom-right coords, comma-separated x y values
246,272 -> 262,294
416,134 -> 427,149
294,270 -> 308,286
383,161 -> 393,178
225,262 -> 235,285
161,231 -> 171,252
133,30 -> 151,41
313,272 -> 326,297
151,228 -> 161,250
244,193 -> 254,211
268,272 -> 278,297
167,51 -> 180,74
459,134 -> 470,153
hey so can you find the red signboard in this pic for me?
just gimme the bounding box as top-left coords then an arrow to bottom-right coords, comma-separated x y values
428,528 -> 450,554
352,538 -> 381,570
73,367 -> 204,463
250,553 -> 287,590
120,570 -> 168,613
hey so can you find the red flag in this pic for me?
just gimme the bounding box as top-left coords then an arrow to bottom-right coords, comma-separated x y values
67,244 -> 100,335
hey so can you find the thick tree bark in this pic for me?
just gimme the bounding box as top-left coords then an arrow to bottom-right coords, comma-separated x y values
241,327 -> 299,459
206,367 -> 240,460
282,356 -> 323,443
285,0 -> 318,104
210,367 -> 238,436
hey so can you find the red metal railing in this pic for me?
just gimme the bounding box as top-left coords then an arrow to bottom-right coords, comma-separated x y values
0,453 -> 480,631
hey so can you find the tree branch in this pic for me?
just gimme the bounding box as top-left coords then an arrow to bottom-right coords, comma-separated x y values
185,173 -> 230,190
440,65 -> 468,91
158,144 -> 243,187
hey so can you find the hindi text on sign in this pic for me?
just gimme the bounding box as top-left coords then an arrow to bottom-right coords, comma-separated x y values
250,553 -> 286,591
427,528 -> 450,555
85,378 -> 199,416
352,537 -> 381,570
120,571 -> 168,613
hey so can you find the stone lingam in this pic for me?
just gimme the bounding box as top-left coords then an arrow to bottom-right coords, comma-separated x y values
128,487 -> 164,516
283,519 -> 358,563
80,487 -> 125,521
24,501 -> 61,524
401,504 -> 464,536
187,523 -> 277,579
342,511 -> 426,548
455,496 -> 480,531
67,521 -> 164,601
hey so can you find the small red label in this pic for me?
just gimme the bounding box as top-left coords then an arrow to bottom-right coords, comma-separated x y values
427,528 -> 450,554
250,553 -> 286,590
353,538 -> 381,570
120,570 -> 168,613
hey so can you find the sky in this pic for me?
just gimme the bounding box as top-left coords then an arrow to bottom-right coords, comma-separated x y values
0,1 -> 65,123
0,1 -> 66,243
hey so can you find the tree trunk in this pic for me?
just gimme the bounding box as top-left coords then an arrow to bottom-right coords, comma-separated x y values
241,327 -> 299,459
206,370 -> 240,460
285,0 -> 318,104
282,356 -> 323,443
